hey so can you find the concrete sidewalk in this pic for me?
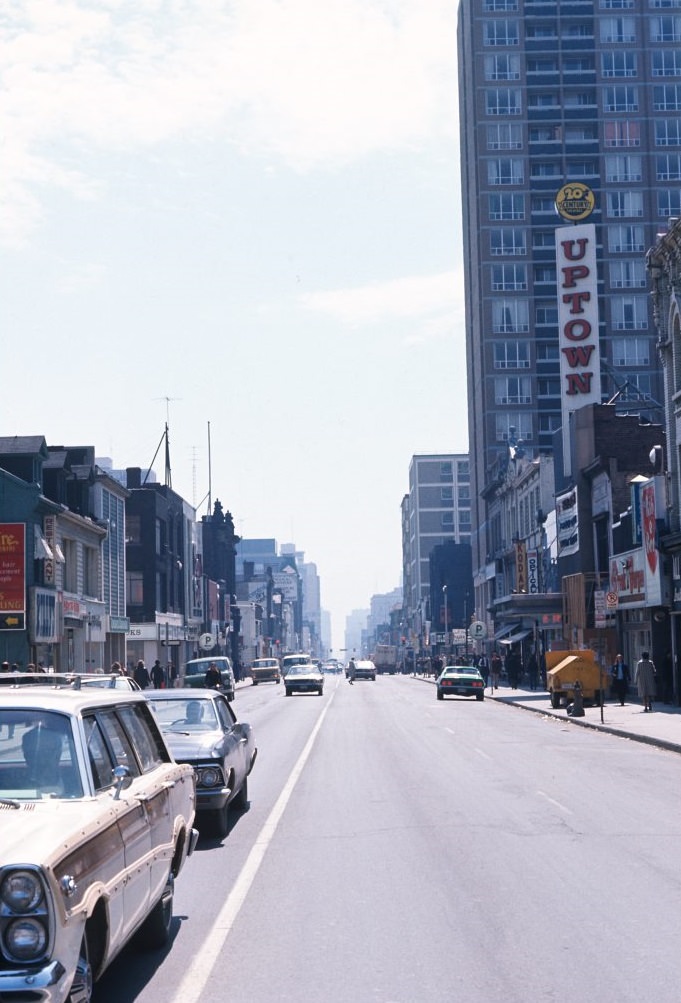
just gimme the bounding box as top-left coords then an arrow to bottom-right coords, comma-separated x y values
488,685 -> 681,755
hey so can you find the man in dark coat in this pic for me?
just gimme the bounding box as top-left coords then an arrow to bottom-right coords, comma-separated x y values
133,660 -> 150,689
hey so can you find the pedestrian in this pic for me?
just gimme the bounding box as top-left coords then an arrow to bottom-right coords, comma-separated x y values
506,647 -> 522,689
133,659 -> 150,689
610,653 -> 630,706
526,651 -> 539,691
204,661 -> 222,689
478,652 -> 489,688
110,661 -> 122,675
490,651 -> 502,691
1,661 -> 10,673
150,658 -> 166,688
634,651 -> 656,712
348,657 -> 356,684
168,662 -> 178,688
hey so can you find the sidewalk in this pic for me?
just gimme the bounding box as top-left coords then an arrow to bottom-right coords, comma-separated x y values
488,685 -> 681,755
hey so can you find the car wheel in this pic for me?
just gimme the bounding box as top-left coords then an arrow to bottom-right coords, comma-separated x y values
212,800 -> 230,838
233,775 -> 249,810
252,680 -> 258,686
285,688 -> 292,696
137,873 -> 174,950
437,690 -> 444,700
68,932 -> 93,1003
476,693 -> 484,701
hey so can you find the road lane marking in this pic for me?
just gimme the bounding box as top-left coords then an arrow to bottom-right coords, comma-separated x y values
475,748 -> 492,760
172,690 -> 335,1003
536,790 -> 573,814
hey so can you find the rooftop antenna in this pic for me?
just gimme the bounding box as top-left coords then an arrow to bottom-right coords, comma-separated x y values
207,421 -> 212,515
153,397 -> 181,489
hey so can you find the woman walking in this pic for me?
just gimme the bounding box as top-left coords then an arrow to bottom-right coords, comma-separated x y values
634,651 -> 656,712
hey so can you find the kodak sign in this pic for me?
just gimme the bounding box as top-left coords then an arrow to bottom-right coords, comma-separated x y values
555,221 -> 601,476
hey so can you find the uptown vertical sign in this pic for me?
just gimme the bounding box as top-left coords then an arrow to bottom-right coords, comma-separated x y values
555,197 -> 601,477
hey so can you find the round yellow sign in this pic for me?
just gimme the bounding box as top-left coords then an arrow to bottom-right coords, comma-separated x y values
555,183 -> 595,222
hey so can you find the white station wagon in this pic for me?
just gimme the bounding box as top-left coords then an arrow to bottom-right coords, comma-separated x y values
0,686 -> 198,1003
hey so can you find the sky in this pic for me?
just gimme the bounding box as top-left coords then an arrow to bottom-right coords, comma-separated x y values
0,0 -> 468,651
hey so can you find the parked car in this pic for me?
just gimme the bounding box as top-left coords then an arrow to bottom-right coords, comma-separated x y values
436,665 -> 485,701
146,688 -> 257,838
182,656 -> 236,701
0,672 -> 140,691
0,687 -> 198,1003
250,658 -> 281,685
284,663 -> 324,696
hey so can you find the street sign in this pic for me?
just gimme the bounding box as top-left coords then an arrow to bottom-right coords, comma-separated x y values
606,591 -> 618,609
469,620 -> 487,640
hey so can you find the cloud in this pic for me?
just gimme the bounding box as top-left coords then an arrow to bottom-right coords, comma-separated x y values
298,270 -> 459,326
0,0 -> 457,242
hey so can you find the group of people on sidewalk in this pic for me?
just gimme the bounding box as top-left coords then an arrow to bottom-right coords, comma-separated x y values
609,651 -> 657,711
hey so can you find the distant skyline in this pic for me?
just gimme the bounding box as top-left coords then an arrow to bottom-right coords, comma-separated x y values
0,1 -> 467,649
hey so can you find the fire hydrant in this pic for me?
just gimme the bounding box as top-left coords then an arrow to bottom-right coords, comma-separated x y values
567,680 -> 585,717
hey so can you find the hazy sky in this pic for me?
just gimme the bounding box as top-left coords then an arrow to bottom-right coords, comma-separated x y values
1,0 -> 468,649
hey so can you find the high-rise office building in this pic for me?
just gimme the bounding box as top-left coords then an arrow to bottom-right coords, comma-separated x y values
457,0 -> 671,581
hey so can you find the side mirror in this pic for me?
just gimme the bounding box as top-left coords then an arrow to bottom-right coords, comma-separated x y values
112,765 -> 133,800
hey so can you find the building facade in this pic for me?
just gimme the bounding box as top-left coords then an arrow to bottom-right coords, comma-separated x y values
458,0 -> 670,603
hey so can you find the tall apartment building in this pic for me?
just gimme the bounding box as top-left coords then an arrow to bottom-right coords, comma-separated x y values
457,0 -> 671,580
404,454 -> 471,617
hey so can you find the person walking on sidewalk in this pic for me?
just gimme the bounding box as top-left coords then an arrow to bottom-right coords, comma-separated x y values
610,653 -> 630,705
490,651 -> 502,691
635,651 -> 656,712
348,658 -> 356,685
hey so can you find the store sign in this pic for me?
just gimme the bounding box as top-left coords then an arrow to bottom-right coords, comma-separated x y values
556,487 -> 579,557
515,540 -> 528,593
610,550 -> 646,605
555,223 -> 601,477
641,479 -> 662,606
0,523 -> 26,630
527,551 -> 540,594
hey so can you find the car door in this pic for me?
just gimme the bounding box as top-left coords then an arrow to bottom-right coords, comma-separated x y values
215,695 -> 249,793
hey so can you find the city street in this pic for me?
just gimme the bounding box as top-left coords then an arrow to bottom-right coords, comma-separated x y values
96,675 -> 681,1003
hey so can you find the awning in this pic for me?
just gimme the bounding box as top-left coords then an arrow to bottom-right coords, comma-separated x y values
500,627 -> 533,645
34,532 -> 53,560
493,623 -> 519,641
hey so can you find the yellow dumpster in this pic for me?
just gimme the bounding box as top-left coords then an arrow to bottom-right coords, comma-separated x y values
545,650 -> 607,709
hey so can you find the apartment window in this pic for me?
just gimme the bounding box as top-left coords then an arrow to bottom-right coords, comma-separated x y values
604,86 -> 639,112
628,374 -> 652,395
488,158 -> 524,184
486,88 -> 522,115
564,91 -> 596,107
83,546 -> 100,599
487,123 -> 523,150
458,484 -> 471,501
654,84 -> 681,110
495,413 -> 532,442
607,191 -> 643,216
532,232 -> 556,249
562,23 -> 593,38
612,336 -> 650,366
609,260 -> 647,287
525,24 -> 557,39
605,154 -> 642,181
651,15 -> 681,40
652,50 -> 681,76
127,571 -> 144,605
440,461 -> 453,481
489,193 -> 524,220
527,58 -> 558,73
609,225 -> 645,252
484,54 -> 521,80
565,126 -> 598,141
529,126 -> 562,143
655,119 -> 681,145
494,340 -> 530,368
441,486 -> 453,503
534,265 -> 556,283
658,189 -> 681,216
490,228 -> 526,255
537,377 -> 561,397
484,0 -> 518,8
600,0 -> 634,7
602,51 -> 637,77
531,196 -> 557,213
564,57 -> 595,71
600,16 -> 636,41
538,414 -> 562,434
568,161 -> 598,177
531,162 -> 560,178
441,513 -> 454,531
657,153 -> 681,179
493,299 -> 529,334
63,539 -> 78,594
605,121 -> 641,146
536,304 -> 559,324
484,20 -> 519,45
492,264 -> 527,290
612,296 -> 648,329
495,376 -> 532,404
528,94 -> 559,108
457,460 -> 470,479
537,343 -> 560,361
650,0 -> 681,7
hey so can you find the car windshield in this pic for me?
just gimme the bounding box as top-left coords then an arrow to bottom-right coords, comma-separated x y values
0,710 -> 83,799
286,665 -> 314,676
148,698 -> 219,732
254,660 -> 277,668
283,656 -> 310,667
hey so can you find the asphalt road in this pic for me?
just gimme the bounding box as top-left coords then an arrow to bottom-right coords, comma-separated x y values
96,675 -> 681,1003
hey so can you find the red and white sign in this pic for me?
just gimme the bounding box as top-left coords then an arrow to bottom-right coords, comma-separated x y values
555,223 -> 602,477
641,479 -> 662,605
0,523 -> 26,618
